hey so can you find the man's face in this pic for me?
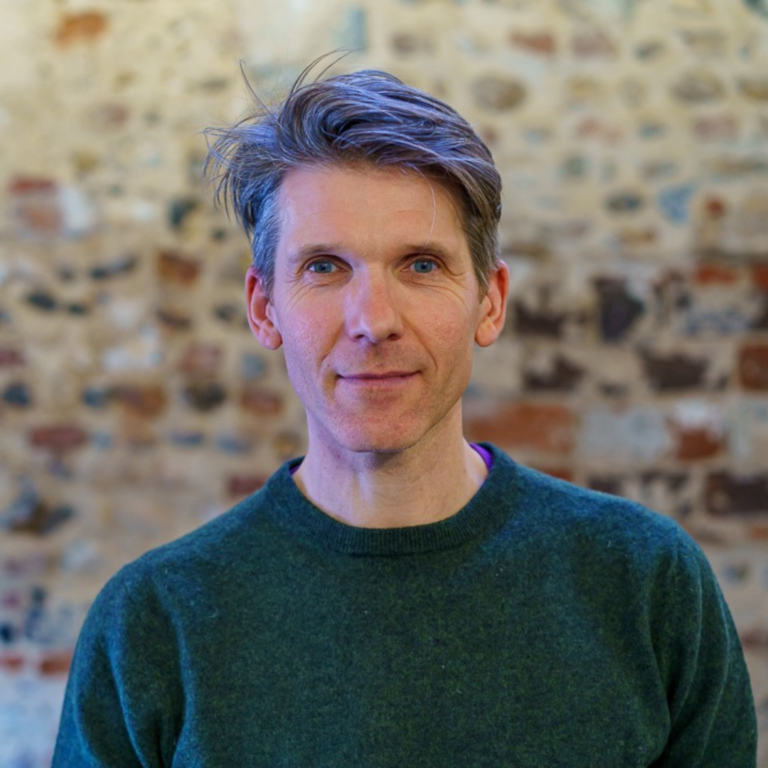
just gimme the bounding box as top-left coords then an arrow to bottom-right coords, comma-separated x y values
246,164 -> 507,457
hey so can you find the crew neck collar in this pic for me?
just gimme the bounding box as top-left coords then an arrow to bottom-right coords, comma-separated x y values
263,443 -> 518,556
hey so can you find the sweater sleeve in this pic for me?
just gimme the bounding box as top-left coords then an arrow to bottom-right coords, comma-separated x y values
52,567 -> 182,767
650,534 -> 757,767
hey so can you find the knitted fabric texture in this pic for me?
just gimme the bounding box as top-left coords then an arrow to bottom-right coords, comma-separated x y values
53,444 -> 757,767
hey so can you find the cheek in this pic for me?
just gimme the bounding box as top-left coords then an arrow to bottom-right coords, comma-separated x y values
416,318 -> 475,380
284,320 -> 312,348
281,316 -> 332,376
429,306 -> 477,350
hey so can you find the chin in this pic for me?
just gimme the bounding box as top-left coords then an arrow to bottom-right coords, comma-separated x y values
331,425 -> 424,456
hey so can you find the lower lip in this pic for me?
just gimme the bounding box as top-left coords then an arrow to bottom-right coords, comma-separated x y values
339,374 -> 417,389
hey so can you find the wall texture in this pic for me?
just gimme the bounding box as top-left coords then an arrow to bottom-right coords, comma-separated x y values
1,0 -> 767,764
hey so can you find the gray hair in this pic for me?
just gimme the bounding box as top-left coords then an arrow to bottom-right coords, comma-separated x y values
204,58 -> 502,299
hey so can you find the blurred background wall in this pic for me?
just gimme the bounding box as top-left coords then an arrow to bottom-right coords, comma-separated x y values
1,0 -> 767,764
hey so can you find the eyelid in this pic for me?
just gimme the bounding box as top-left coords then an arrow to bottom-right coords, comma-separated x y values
408,254 -> 442,268
305,257 -> 342,272
303,254 -> 444,274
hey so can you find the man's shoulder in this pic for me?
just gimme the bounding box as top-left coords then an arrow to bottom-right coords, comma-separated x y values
488,444 -> 699,566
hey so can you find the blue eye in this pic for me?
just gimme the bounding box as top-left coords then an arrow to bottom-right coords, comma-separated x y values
412,259 -> 437,273
307,260 -> 336,274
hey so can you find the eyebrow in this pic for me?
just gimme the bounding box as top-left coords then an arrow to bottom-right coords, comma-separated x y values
287,244 -> 343,266
287,241 -> 458,266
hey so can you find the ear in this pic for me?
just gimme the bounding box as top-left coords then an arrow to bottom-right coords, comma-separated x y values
245,265 -> 283,350
475,261 -> 509,348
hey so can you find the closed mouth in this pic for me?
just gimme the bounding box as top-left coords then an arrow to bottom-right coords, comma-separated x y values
341,372 -> 415,380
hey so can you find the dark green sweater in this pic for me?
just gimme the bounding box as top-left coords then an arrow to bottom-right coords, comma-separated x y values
54,444 -> 756,766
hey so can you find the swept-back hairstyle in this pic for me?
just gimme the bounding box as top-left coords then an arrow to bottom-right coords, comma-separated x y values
204,57 -> 502,299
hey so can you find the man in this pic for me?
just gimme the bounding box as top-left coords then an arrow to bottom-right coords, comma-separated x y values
54,62 -> 756,766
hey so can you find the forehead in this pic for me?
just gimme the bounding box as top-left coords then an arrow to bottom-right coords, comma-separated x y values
274,164 -> 466,244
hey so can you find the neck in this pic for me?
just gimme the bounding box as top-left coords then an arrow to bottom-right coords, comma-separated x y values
291,429 -> 488,529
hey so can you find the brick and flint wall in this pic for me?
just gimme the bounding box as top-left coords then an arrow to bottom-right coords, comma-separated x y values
1,0 -> 768,764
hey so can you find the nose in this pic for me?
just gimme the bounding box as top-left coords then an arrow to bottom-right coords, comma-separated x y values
344,270 -> 404,343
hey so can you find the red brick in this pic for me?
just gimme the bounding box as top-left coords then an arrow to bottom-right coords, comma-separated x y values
20,202 -> 62,234
29,425 -> 88,453
0,653 -> 25,673
703,196 -> 727,220
113,384 -> 167,418
10,178 -> 62,236
750,264 -> 768,292
157,249 -> 201,286
672,425 -> 724,460
227,474 -> 267,498
748,523 -> 768,541
509,31 -> 556,56
694,263 -> 739,285
9,177 -> 56,194
38,650 -> 72,676
738,343 -> 768,390
0,346 -> 25,366
465,402 -> 576,455
240,386 -> 284,416
54,12 -> 108,47
178,343 -> 222,376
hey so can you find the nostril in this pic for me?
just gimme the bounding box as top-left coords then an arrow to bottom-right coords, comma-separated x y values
346,300 -> 402,342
